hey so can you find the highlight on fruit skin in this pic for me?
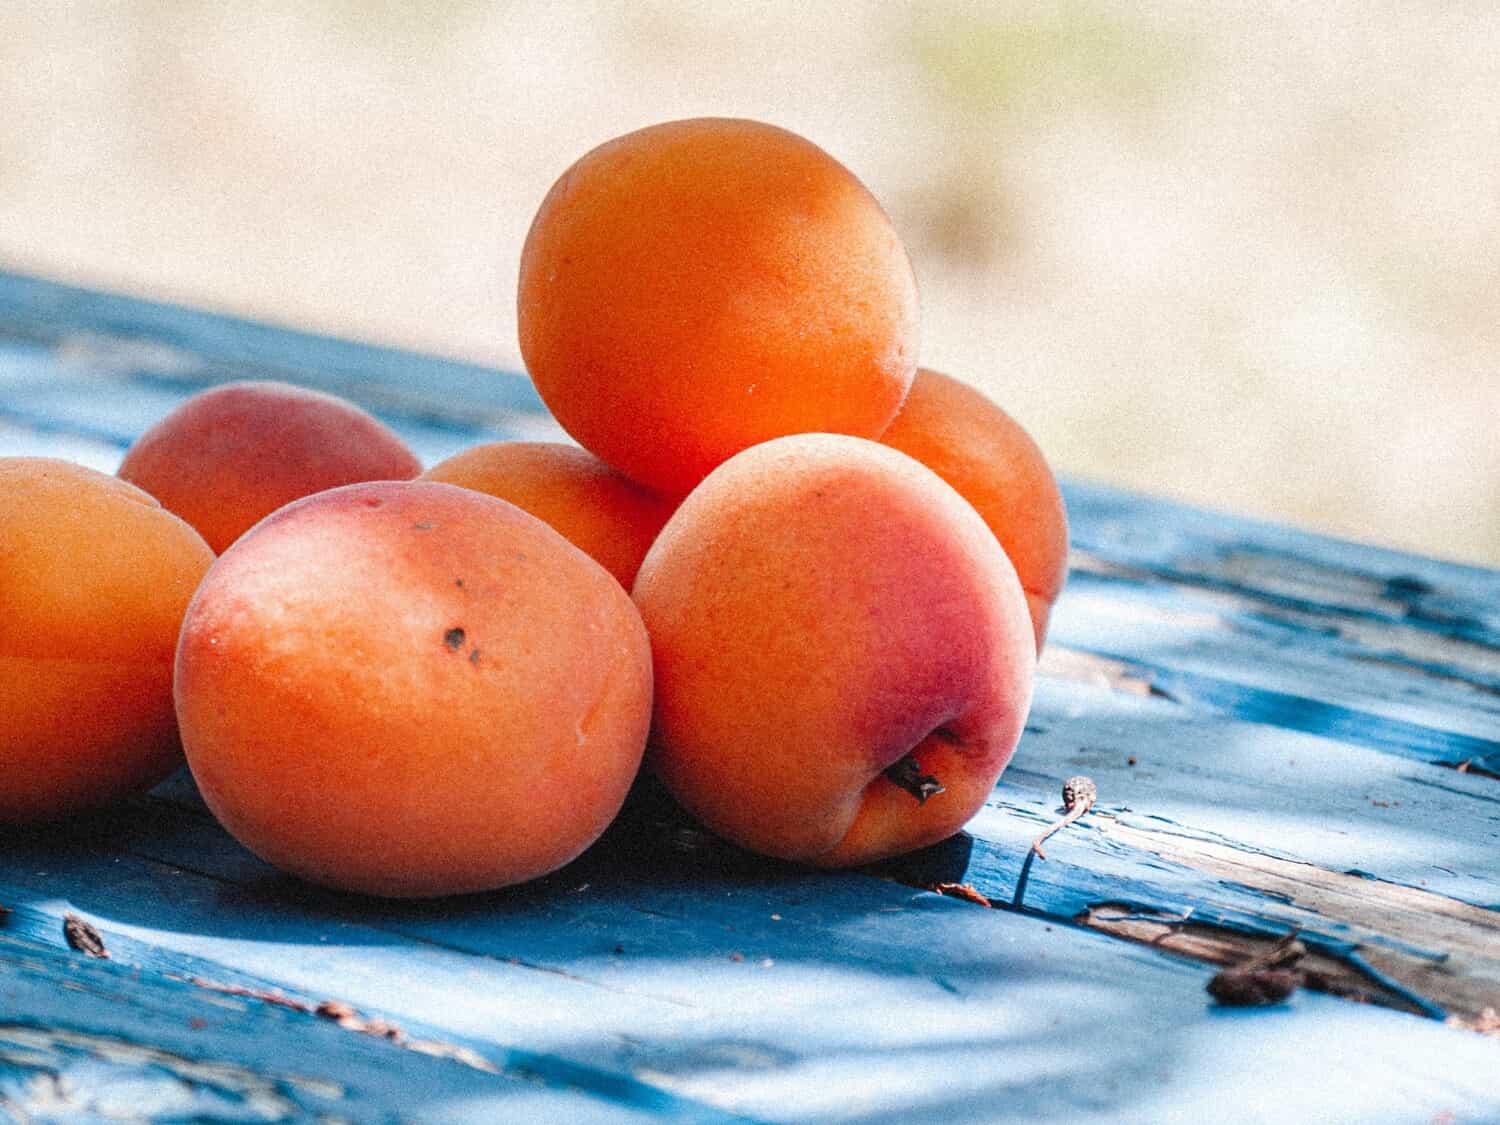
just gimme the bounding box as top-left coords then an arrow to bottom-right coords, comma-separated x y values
518,116 -> 920,496
632,433 -> 1036,868
0,457 -> 214,823
879,368 -> 1069,650
117,379 -> 422,554
422,441 -> 676,590
174,479 -> 654,898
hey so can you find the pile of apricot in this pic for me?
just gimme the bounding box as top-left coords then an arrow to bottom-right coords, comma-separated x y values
3,117 -> 1067,898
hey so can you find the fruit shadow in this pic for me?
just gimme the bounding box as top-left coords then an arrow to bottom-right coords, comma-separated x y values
0,763 -> 1369,1124
2,793 -> 1225,1125
2,765 -> 974,953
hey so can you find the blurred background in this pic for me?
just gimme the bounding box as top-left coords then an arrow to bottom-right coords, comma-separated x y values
2,2 -> 1496,565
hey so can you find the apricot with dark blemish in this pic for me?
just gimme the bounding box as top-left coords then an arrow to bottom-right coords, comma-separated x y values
174,480 -> 653,897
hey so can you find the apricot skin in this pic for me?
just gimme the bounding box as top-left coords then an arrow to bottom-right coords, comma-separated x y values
118,380 -> 422,554
879,369 -> 1069,650
422,442 -> 675,589
519,117 -> 920,495
174,480 -> 653,898
0,458 -> 214,822
632,434 -> 1035,867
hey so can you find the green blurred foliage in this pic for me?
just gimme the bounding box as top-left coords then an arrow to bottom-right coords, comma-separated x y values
905,2 -> 1192,120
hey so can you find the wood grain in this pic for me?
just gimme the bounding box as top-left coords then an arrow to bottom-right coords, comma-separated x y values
3,270 -> 1499,1122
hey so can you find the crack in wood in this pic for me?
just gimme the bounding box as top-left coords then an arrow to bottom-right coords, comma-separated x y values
0,1023 -> 332,1118
906,807 -> 1500,1033
1074,906 -> 1431,1014
1092,818 -> 1500,1027
179,977 -> 499,1075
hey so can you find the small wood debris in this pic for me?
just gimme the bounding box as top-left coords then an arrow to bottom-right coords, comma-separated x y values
187,978 -> 311,1012
930,882 -> 993,908
62,913 -> 109,959
314,999 -> 359,1023
1030,776 -> 1098,860
1207,933 -> 1305,1007
1208,967 -> 1301,1007
1447,1007 -> 1500,1039
1441,757 -> 1500,780
185,976 -> 498,1072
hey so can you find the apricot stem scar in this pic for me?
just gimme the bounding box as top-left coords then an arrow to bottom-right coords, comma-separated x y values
884,754 -> 944,804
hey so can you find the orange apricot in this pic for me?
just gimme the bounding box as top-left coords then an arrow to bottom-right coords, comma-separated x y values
118,380 -> 422,553
174,480 -> 653,897
518,117 -> 919,495
422,442 -> 674,589
0,458 -> 214,822
633,434 -> 1035,867
880,369 -> 1069,650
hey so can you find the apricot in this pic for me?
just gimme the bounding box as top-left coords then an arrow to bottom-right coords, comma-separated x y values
0,458 -> 214,822
518,117 -> 920,495
422,442 -> 675,589
118,380 -> 422,553
879,369 -> 1070,650
632,434 -> 1035,867
174,480 -> 653,898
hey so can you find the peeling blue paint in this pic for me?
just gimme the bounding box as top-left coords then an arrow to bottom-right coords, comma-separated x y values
3,270 -> 1499,1121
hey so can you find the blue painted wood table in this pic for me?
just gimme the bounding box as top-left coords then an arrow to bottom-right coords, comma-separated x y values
1,271 -> 1498,1123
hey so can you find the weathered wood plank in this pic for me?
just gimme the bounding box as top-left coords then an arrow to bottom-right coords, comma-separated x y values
1065,477 -> 1500,614
3,788 -> 1499,1123
1054,482 -> 1500,772
5,269 -> 1500,1119
1049,568 -> 1500,772
874,677 -> 1500,1026
0,271 -> 564,470
1064,479 -> 1500,648
0,932 -> 676,1123
0,271 -> 551,427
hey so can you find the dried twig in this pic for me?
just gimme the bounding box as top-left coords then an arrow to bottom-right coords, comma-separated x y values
1030,776 -> 1098,860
